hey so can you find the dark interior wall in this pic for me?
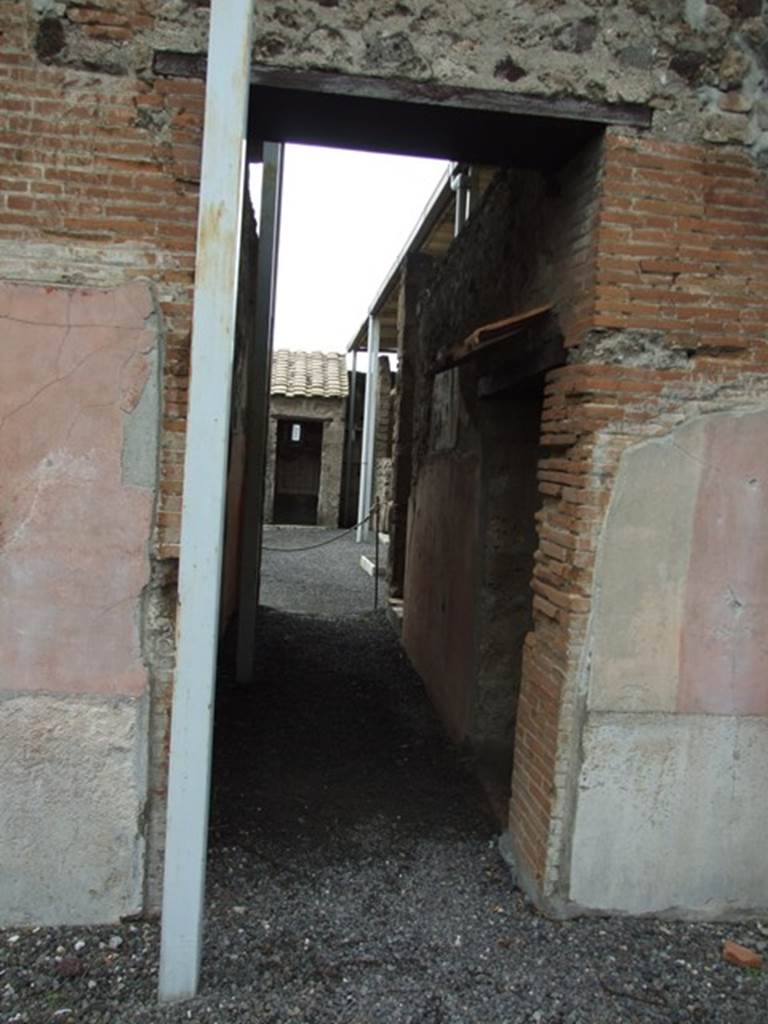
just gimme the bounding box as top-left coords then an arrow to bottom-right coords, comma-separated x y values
402,139 -> 600,767
340,371 -> 365,527
390,254 -> 435,596
273,418 -> 323,525
474,391 -> 543,777
220,196 -> 259,631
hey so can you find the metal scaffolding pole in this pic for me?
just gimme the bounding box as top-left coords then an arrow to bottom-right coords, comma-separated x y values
157,0 -> 252,1002
356,315 -> 380,541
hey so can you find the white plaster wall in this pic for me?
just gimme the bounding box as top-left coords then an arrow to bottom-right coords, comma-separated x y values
0,695 -> 147,925
569,714 -> 768,916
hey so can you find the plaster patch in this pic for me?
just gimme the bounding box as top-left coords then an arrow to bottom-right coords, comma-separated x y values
679,409 -> 768,715
588,423 -> 704,712
588,408 -> 768,715
569,713 -> 768,916
0,694 -> 146,925
122,341 -> 160,490
0,281 -> 158,696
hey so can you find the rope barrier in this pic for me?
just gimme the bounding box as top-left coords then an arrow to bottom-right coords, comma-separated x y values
261,508 -> 375,553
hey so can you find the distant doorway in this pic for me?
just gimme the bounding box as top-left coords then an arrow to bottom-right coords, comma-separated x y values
273,418 -> 323,524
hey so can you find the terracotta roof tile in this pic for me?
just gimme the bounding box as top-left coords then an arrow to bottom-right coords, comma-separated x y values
271,350 -> 349,398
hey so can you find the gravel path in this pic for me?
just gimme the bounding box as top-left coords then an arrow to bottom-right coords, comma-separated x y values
2,611 -> 766,1023
260,526 -> 381,616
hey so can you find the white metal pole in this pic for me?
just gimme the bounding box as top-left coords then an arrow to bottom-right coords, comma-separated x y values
356,315 -> 380,542
158,0 -> 253,1003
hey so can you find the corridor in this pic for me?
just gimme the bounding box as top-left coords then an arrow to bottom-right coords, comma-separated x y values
202,608 -> 767,1024
2,609 -> 765,1023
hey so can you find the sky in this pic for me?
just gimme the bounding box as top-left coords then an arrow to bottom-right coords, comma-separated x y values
249,145 -> 449,356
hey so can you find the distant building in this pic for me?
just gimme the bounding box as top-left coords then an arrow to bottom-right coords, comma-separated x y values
264,350 -> 349,527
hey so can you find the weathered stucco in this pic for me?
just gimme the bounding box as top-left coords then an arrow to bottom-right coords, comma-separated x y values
567,409 -> 768,916
0,282 -> 158,696
569,714 -> 768,916
0,281 -> 159,923
588,408 -> 768,716
0,695 -> 147,925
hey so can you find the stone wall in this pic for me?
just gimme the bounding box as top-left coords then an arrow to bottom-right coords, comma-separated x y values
264,395 -> 346,528
22,1 -> 768,163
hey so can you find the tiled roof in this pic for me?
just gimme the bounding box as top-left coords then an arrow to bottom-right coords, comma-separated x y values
271,350 -> 349,399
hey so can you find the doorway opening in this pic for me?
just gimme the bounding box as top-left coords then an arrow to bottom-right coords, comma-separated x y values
273,417 -> 323,524
160,49 -> 650,998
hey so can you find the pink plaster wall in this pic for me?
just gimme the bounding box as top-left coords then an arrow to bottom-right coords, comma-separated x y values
0,282 -> 157,696
679,411 -> 768,716
403,455 -> 480,742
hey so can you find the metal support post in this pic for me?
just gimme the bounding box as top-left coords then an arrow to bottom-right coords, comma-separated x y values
158,0 -> 253,1002
451,163 -> 470,235
356,315 -> 380,541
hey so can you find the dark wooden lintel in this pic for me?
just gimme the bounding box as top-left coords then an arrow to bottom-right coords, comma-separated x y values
248,68 -> 652,130
433,304 -> 553,375
152,53 -> 652,131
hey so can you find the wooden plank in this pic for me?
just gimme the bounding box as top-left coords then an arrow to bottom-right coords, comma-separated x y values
151,55 -> 652,130
433,303 -> 553,374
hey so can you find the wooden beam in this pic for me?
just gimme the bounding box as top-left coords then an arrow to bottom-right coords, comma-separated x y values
433,304 -> 553,374
151,54 -> 652,131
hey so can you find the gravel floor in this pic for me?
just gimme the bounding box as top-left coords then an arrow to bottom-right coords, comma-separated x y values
260,526 -> 381,616
2,611 -> 766,1024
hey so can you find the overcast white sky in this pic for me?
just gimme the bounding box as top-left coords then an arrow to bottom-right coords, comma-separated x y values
249,144 -> 449,355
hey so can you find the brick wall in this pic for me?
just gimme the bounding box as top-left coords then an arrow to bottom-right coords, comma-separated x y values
509,129 -> 768,898
0,2 -> 202,560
